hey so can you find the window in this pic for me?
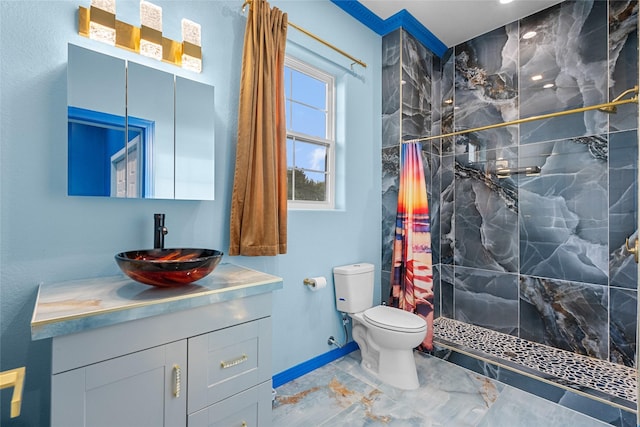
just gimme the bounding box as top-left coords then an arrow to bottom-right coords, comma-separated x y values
284,57 -> 335,209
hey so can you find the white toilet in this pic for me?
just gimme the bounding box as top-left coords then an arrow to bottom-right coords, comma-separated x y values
333,263 -> 427,390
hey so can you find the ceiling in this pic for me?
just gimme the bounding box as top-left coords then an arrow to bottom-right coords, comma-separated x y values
358,0 -> 565,48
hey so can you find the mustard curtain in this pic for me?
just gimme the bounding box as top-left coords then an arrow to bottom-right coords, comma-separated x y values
229,0 -> 288,256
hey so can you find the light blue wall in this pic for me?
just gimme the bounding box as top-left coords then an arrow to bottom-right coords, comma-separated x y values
0,1 -> 381,424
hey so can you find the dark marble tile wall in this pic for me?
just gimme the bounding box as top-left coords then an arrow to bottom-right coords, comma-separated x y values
519,276 -> 609,359
610,130 -> 639,290
519,1 -> 609,144
381,29 -> 401,303
454,24 -> 519,152
381,29 -> 436,303
610,287 -> 638,367
402,32 -> 432,142
438,154 -> 454,266
610,1 -> 639,132
440,50 -> 455,154
454,266 -> 519,335
519,136 -> 609,286
439,264 -> 454,319
382,0 -> 639,369
454,146 -> 518,273
382,29 -> 401,151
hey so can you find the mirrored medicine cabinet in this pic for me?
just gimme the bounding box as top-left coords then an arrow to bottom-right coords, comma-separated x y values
67,44 -> 215,200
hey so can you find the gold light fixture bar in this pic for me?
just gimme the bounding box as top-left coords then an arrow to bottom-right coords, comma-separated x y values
163,37 -> 182,65
78,6 -> 90,36
404,86 -> 639,144
116,19 -> 139,52
89,5 -> 115,31
77,5 -> 202,71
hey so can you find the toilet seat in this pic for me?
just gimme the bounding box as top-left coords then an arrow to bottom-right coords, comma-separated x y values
363,305 -> 426,333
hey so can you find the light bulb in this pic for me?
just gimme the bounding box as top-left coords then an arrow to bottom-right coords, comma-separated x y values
89,0 -> 116,46
181,19 -> 202,73
140,0 -> 163,60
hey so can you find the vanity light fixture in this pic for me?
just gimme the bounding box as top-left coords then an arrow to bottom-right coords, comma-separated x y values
77,2 -> 203,72
140,0 -> 163,60
88,0 -> 116,45
181,19 -> 202,73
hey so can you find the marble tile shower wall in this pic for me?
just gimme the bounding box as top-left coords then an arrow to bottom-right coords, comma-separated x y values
380,0 -> 639,368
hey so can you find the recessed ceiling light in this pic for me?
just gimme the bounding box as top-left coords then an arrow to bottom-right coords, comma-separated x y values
531,74 -> 543,81
522,31 -> 537,39
543,83 -> 554,89
499,0 -> 514,4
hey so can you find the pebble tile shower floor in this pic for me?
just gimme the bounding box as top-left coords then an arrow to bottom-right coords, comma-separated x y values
432,317 -> 637,407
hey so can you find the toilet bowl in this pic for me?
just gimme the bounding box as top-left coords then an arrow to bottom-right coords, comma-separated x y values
351,305 -> 426,389
333,263 -> 427,390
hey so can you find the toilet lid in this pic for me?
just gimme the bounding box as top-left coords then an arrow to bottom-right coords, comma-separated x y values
363,305 -> 426,332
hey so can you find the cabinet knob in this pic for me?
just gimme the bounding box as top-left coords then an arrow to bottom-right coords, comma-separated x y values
241,422 -> 247,427
173,365 -> 181,397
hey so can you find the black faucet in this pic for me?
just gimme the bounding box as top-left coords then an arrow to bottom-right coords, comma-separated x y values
154,213 -> 168,249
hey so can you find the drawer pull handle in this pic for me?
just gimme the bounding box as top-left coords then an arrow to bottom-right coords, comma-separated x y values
220,354 -> 248,369
173,365 -> 181,397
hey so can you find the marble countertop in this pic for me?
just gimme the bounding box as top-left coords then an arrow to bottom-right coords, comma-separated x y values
31,263 -> 283,340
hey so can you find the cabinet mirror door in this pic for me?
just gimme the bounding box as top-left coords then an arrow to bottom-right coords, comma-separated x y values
175,77 -> 215,200
67,44 -> 126,197
127,62 -> 175,199
67,44 -> 215,200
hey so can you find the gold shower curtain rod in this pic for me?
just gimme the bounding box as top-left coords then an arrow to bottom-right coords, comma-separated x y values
241,0 -> 367,68
404,86 -> 639,144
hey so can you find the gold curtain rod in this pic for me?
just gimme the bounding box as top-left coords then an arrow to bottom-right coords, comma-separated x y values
404,86 -> 639,144
241,0 -> 367,68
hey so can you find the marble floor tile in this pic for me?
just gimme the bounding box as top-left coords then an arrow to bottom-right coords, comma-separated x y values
272,351 -> 612,426
272,361 -> 378,426
478,386 -> 610,427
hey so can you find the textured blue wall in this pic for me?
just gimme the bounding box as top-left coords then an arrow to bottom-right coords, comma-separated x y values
0,1 -> 381,424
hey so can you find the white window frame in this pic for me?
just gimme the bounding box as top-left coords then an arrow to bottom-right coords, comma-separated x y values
285,56 -> 335,210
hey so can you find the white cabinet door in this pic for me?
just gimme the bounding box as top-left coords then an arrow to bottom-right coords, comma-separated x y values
52,340 -> 187,427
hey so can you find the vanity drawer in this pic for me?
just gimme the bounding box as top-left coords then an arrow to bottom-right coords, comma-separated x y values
187,380 -> 272,427
188,317 -> 272,414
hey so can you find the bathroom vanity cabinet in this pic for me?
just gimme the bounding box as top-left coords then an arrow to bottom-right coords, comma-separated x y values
31,263 -> 282,427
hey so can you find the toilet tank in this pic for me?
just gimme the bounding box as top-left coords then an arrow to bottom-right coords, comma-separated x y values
333,263 -> 374,313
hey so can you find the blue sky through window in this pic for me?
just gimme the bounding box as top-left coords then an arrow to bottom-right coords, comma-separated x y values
284,61 -> 332,204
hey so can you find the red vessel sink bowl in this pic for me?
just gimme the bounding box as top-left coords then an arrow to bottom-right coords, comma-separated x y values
115,248 -> 223,287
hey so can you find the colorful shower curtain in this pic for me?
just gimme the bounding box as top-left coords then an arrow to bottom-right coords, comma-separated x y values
389,142 -> 434,351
